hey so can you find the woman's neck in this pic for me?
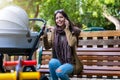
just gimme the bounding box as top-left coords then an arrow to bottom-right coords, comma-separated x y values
60,26 -> 65,30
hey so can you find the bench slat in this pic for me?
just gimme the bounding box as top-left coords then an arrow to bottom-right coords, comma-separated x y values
79,30 -> 120,37
41,61 -> 120,66
82,70 -> 120,76
77,48 -> 120,52
84,66 -> 120,71
79,56 -> 120,60
77,52 -> 120,56
38,69 -> 120,76
83,62 -> 120,66
42,52 -> 120,56
78,39 -> 120,45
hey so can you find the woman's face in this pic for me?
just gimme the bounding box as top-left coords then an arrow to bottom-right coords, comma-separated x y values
55,13 -> 65,28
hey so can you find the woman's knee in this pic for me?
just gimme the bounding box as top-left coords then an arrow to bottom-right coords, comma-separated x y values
49,58 -> 61,66
56,63 -> 74,76
56,69 -> 64,77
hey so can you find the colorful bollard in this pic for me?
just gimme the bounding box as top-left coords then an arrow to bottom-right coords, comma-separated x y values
4,60 -> 37,66
1,57 -> 41,80
0,72 -> 41,80
19,72 -> 40,80
0,72 -> 16,80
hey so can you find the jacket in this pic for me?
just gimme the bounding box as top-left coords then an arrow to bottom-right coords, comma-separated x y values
43,27 -> 83,75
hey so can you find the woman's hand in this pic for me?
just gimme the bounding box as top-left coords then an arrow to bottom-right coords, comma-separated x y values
47,26 -> 54,32
65,19 -> 69,29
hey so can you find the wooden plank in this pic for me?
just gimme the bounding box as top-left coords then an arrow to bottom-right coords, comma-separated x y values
84,66 -> 120,71
41,61 -> 49,65
82,70 -> 120,76
42,48 -> 120,54
77,52 -> 120,56
82,62 -> 120,66
79,30 -> 120,37
79,56 -> 120,60
38,68 -> 49,73
38,66 -> 120,72
41,60 -> 120,66
38,69 -> 120,76
77,48 -> 120,52
78,39 -> 120,45
41,53 -> 120,60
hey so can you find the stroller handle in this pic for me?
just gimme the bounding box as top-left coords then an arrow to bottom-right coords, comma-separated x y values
29,18 -> 46,35
29,18 -> 46,26
27,18 -> 46,60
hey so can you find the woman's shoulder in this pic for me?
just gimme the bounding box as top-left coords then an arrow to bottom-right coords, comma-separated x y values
73,26 -> 81,31
47,26 -> 55,32
72,26 -> 81,36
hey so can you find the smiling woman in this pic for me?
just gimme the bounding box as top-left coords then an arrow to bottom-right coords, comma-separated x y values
42,9 -> 83,80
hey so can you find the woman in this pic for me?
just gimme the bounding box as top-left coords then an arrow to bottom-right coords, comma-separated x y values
43,9 -> 83,80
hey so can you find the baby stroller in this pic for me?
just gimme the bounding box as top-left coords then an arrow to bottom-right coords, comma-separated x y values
0,5 -> 46,72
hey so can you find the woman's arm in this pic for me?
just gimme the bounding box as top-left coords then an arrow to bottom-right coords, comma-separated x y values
64,19 -> 79,47
64,28 -> 77,47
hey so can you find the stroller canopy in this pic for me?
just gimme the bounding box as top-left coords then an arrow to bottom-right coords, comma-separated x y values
0,5 -> 39,54
0,5 -> 29,34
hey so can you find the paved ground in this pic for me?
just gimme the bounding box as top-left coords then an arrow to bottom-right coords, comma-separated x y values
46,74 -> 120,80
70,78 -> 120,80
47,77 -> 119,80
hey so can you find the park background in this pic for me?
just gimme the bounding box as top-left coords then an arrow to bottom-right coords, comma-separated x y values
0,0 -> 120,31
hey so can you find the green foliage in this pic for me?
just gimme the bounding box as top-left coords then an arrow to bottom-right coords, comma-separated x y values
11,0 -> 120,31
78,0 -> 119,29
39,0 -> 80,26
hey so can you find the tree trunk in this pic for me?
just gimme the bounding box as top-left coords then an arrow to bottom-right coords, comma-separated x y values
103,12 -> 120,30
30,5 -> 39,31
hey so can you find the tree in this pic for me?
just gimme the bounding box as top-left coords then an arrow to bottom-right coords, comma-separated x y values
3,0 -> 120,30
37,0 -> 120,30
102,0 -> 120,30
79,0 -> 120,30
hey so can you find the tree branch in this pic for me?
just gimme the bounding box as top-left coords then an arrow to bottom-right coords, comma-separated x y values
103,9 -> 120,30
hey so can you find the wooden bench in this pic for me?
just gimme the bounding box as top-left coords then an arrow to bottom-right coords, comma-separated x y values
38,30 -> 120,79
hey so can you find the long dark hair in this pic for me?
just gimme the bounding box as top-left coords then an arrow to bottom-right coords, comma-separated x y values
54,9 -> 73,32
54,9 -> 81,46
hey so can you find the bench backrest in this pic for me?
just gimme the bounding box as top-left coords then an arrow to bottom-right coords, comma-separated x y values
78,30 -> 120,67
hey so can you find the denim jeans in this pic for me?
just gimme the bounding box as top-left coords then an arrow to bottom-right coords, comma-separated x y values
49,58 -> 73,80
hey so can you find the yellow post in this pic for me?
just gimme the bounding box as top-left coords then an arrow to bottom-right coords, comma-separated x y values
19,72 -> 40,80
0,72 -> 16,80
